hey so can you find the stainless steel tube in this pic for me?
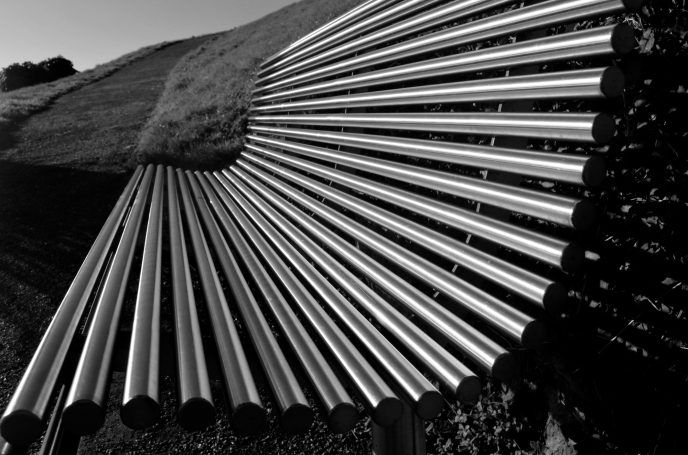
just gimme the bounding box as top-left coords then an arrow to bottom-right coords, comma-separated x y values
246,134 -> 582,270
244,139 -> 595,229
252,68 -> 624,113
253,24 -> 634,101
165,166 -> 215,431
226,166 -> 544,348
240,151 -> 565,311
258,0 -> 514,81
248,125 -> 605,186
121,164 -> 164,430
61,164 -> 155,435
218,173 -> 444,421
260,0 -> 397,70
259,0 -> 458,80
196,172 -> 358,434
185,171 -> 313,434
250,112 -> 615,144
211,170 -> 515,382
218,168 -> 481,403
175,170 -> 266,435
255,0 -> 639,92
210,173 -> 403,427
0,166 -> 143,446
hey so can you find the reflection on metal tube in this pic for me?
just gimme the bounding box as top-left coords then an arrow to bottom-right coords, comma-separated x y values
254,25 -> 634,101
248,125 -> 605,186
0,166 -> 143,446
243,139 -> 595,229
218,168 -> 481,402
255,0 -> 638,92
259,0 -> 500,80
227,165 -> 544,348
252,68 -> 624,114
211,168 -> 515,382
260,0 -> 396,70
210,173 -> 403,427
250,112 -> 615,144
185,171 -> 312,434
176,170 -> 266,435
166,166 -> 215,431
219,172 -> 444,420
121,164 -> 164,430
196,171 -> 358,434
240,151 -> 565,310
62,165 -> 155,435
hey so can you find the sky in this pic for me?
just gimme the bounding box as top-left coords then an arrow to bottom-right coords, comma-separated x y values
0,0 -> 298,71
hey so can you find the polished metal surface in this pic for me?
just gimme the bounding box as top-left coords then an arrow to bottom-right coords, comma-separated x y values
185,171 -> 313,434
259,0 -> 473,80
0,166 -> 143,446
196,171 -> 358,434
245,134 -> 581,270
248,125 -> 605,186
249,112 -> 615,144
121,164 -> 164,430
260,0 -> 397,70
243,138 -> 594,228
259,0 -> 443,78
217,171 -> 444,421
255,0 -> 637,93
212,166 -> 515,381
210,172 -> 404,427
166,166 -> 215,431
226,165 -> 543,348
176,170 -> 266,435
61,164 -> 155,436
252,68 -> 623,113
254,24 -> 634,102
216,170 -> 483,401
240,150 -> 564,310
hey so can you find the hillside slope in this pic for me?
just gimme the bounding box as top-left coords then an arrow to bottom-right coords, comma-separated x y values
0,37 -> 209,173
136,0 -> 363,168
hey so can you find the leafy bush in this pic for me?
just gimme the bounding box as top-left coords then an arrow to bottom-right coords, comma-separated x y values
0,56 -> 77,92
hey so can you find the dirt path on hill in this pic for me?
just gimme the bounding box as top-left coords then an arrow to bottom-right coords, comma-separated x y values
0,37 -> 208,173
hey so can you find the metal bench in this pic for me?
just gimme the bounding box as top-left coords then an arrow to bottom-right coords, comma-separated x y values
0,0 -> 641,453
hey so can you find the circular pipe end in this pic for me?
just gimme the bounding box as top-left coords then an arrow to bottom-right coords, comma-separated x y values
231,402 -> 267,435
571,199 -> 598,231
178,397 -> 215,432
0,410 -> 43,446
120,395 -> 161,430
372,396 -> 402,427
560,242 -> 585,273
600,67 -> 626,98
521,320 -> 546,349
582,156 -> 607,187
456,376 -> 482,405
491,352 -> 518,383
591,113 -> 616,144
62,400 -> 105,435
543,282 -> 569,314
611,24 -> 637,55
280,403 -> 314,434
415,390 -> 444,420
328,402 -> 358,434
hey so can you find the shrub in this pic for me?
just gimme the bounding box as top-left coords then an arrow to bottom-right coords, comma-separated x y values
0,56 -> 77,92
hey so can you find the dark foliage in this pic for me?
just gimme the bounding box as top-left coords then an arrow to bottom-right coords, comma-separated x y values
0,56 -> 77,92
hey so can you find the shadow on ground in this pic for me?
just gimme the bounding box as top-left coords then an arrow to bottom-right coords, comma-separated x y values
0,161 -> 128,358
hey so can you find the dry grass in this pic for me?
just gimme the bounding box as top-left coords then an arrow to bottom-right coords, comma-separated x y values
0,41 -> 177,133
136,0 -> 364,169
